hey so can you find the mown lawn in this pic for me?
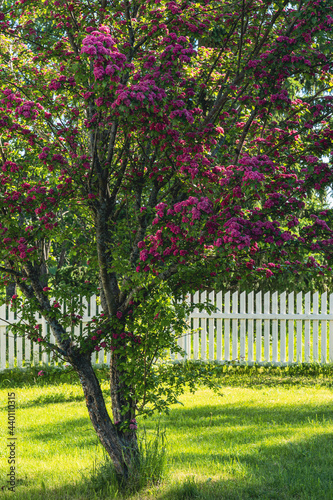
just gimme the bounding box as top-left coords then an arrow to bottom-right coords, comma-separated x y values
1,367 -> 333,499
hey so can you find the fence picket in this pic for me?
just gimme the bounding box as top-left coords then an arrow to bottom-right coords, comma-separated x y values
272,292 -> 278,363
91,295 -> 97,363
264,292 -> 270,362
185,294 -> 191,359
240,291 -> 246,363
193,291 -> 199,360
247,291 -> 254,363
232,291 -> 238,361
208,291 -> 215,361
304,292 -> 311,362
313,292 -> 319,362
7,300 -> 16,369
296,292 -> 302,363
33,339 -> 40,366
25,333 -> 31,367
82,296 -> 89,321
201,291 -> 207,360
41,317 -> 48,365
256,292 -> 262,362
280,292 -> 286,363
321,292 -> 327,364
16,332 -> 22,368
216,291 -> 222,362
8,330 -> 15,369
288,292 -> 294,363
91,295 -> 97,318
224,292 -> 230,361
49,324 -> 55,365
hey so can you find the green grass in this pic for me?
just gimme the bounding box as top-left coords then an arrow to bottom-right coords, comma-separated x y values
1,366 -> 333,499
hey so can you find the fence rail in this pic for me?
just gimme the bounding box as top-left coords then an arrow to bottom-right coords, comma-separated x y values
1,290 -> 333,370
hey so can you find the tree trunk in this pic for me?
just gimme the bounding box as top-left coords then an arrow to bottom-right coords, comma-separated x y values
69,350 -> 138,480
6,282 -> 16,300
110,352 -> 136,422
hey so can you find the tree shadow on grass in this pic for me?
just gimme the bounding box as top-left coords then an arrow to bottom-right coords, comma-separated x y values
217,374 -> 333,389
148,399 -> 333,431
5,398 -> 333,499
17,392 -> 85,408
15,388 -> 111,408
23,416 -> 98,451
4,431 -> 333,500
157,431 -> 333,500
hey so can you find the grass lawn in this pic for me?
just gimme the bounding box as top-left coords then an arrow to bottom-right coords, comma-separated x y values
0,368 -> 333,499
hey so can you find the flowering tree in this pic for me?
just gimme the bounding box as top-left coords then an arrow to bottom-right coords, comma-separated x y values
1,0 -> 333,480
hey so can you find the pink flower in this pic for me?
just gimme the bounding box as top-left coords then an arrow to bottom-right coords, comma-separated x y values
43,286 -> 51,291
37,338 -> 43,342
139,249 -> 148,261
38,370 -> 44,376
91,336 -> 97,341
116,311 -> 122,319
94,346 -> 101,351
129,418 -> 137,430
100,342 -> 107,348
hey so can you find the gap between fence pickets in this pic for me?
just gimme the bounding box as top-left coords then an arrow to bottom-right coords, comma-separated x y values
1,291 -> 333,370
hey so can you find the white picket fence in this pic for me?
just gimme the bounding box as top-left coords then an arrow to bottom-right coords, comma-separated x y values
173,290 -> 333,365
0,296 -> 108,371
1,290 -> 333,370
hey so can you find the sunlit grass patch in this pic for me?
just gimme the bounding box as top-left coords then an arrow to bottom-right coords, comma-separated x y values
0,370 -> 333,499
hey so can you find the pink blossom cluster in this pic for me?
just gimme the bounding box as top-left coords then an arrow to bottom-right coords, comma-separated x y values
15,101 -> 42,120
111,80 -> 167,109
160,34 -> 197,65
49,75 -> 76,91
3,236 -> 36,260
81,28 -> 127,82
1,88 -> 24,108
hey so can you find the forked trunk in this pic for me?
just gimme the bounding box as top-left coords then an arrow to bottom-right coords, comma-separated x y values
69,351 -> 138,480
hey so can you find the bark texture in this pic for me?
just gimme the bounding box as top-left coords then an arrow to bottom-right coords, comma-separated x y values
69,350 -> 138,479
